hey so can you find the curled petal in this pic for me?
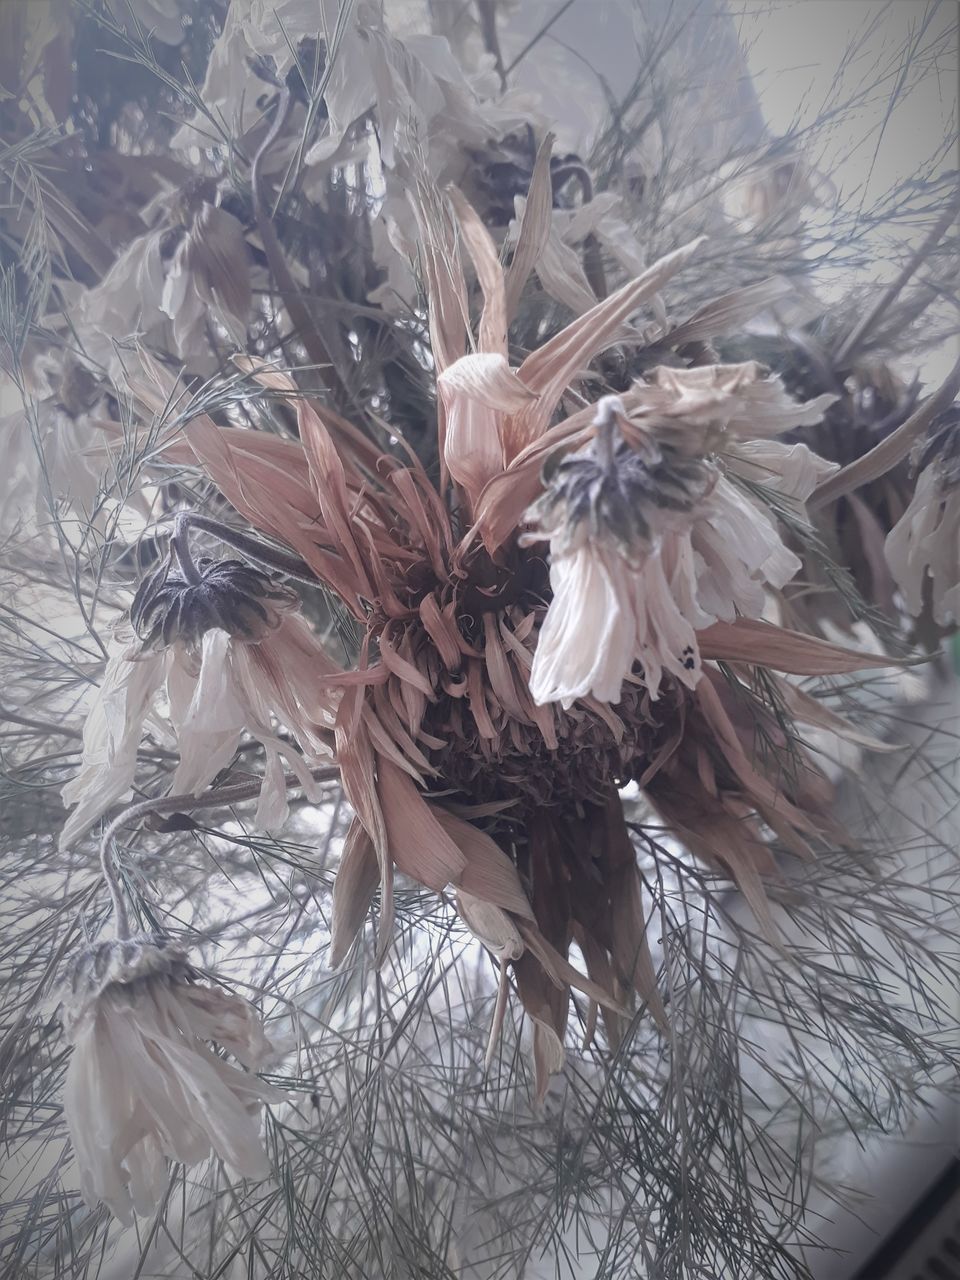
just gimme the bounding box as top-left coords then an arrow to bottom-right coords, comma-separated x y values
455,892 -> 524,960
438,352 -> 538,509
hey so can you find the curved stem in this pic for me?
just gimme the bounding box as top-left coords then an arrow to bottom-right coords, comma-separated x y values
98,807 -> 136,940
97,766 -> 340,939
171,513 -> 202,585
593,395 -> 626,476
253,87 -> 343,395
174,511 -> 320,586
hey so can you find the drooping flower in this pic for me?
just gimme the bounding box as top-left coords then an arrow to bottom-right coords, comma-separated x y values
160,190 -> 251,359
1,356 -> 106,529
59,549 -> 337,849
523,387 -> 831,707
105,195 -> 889,1101
61,935 -> 278,1223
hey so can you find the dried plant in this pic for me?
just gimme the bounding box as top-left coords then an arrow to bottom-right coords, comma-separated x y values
0,3 -> 958,1279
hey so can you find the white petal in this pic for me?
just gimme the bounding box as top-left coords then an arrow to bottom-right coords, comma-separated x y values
530,544 -> 636,706
60,642 -> 166,850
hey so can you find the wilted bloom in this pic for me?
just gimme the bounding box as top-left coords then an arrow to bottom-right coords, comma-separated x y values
61,935 -> 278,1223
524,388 -> 827,707
1,356 -> 105,529
60,551 -> 337,849
885,408 -> 960,625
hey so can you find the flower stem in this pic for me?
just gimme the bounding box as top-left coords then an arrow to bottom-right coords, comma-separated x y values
593,395 -> 626,476
97,767 -> 340,938
173,512 -> 319,586
171,514 -> 203,585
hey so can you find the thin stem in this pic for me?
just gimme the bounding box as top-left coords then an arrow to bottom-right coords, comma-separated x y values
96,766 -> 340,939
252,87 -> 344,396
176,512 -> 320,586
593,394 -> 626,475
99,807 -> 136,940
835,197 -> 960,366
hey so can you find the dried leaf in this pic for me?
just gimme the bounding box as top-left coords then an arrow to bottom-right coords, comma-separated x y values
503,132 -> 555,319
698,619 -> 901,675
329,819 -> 380,966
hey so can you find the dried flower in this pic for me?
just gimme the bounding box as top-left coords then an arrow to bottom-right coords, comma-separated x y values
122,214 -> 882,1104
1,356 -> 105,528
524,391 -> 824,706
60,547 -> 337,848
160,193 -> 251,359
61,935 -> 278,1224
130,554 -> 299,650
76,181 -> 250,375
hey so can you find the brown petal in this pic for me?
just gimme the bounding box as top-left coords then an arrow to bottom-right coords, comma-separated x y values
378,624 -> 434,698
470,401 -> 600,552
512,950 -> 568,1102
329,819 -> 380,966
448,187 -> 508,357
574,927 -> 624,1051
482,613 -> 531,724
599,798 -> 669,1031
505,236 -> 706,458
233,355 -> 385,476
336,678 -> 394,965
659,276 -> 795,349
695,674 -> 820,838
698,619 -> 901,675
183,418 -> 365,610
407,181 -> 468,376
466,657 -> 498,739
418,594 -> 462,672
517,922 -> 627,1015
432,808 -> 535,918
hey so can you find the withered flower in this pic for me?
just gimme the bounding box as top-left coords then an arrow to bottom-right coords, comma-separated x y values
96,195 -> 889,1098
160,184 -> 251,358
76,179 -> 250,374
524,370 -> 836,707
61,935 -> 277,1223
60,533 -> 336,849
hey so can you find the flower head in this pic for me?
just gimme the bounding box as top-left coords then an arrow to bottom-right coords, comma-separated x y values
61,935 -> 278,1224
130,554 -> 299,650
524,390 -> 819,706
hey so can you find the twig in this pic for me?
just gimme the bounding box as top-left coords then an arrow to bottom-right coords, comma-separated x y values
834,198 -> 960,366
95,767 -> 340,938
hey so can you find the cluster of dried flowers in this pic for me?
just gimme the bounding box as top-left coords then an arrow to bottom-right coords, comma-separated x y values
2,2 -> 958,1278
